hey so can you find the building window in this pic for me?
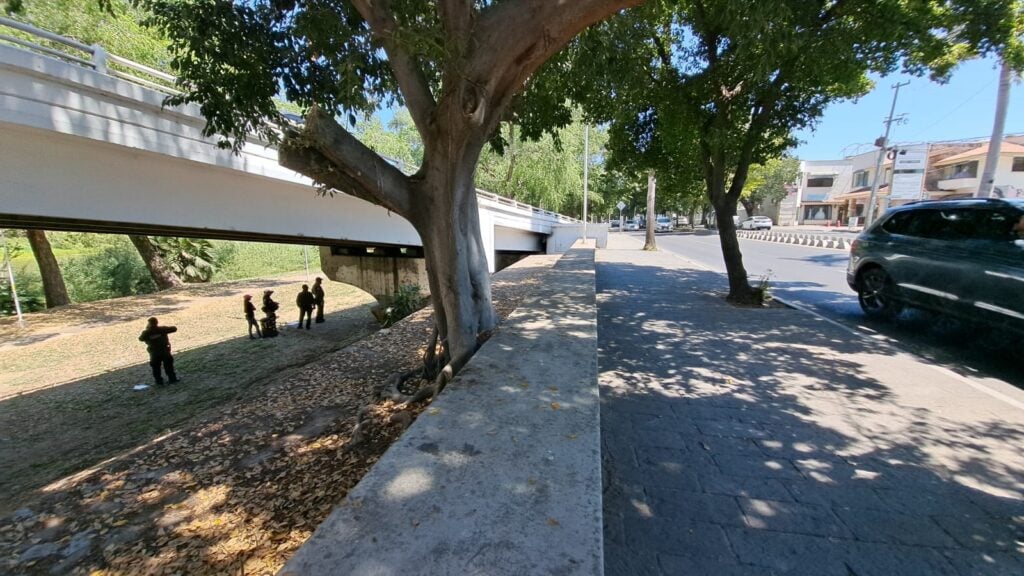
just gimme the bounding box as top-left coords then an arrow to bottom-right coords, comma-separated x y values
944,160 -> 979,179
852,170 -> 869,188
806,176 -> 834,188
1013,157 -> 1024,172
803,205 -> 832,221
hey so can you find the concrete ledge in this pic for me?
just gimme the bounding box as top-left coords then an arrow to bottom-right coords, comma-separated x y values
282,243 -> 601,576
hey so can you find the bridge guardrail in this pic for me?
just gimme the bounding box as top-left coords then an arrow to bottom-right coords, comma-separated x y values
0,16 -> 179,94
1,16 -> 581,226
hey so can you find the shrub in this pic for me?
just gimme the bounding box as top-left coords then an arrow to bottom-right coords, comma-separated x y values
379,283 -> 425,327
63,240 -> 156,302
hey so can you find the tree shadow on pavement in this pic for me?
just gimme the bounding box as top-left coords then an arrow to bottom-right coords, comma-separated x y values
597,260 -> 1024,576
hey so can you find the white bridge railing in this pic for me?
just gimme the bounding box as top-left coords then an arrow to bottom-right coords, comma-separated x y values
0,16 -> 581,225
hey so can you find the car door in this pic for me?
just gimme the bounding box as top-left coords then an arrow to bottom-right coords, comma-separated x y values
874,209 -> 946,310
905,207 -> 980,317
962,207 -> 1024,330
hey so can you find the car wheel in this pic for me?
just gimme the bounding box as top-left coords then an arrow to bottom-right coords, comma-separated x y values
857,267 -> 903,320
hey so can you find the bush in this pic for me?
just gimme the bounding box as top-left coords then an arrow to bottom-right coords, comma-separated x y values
379,283 -> 425,327
63,240 -> 156,302
211,241 -> 316,280
1,270 -> 46,316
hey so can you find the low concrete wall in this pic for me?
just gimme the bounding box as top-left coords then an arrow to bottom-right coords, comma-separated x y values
282,243 -> 602,576
548,223 -> 608,253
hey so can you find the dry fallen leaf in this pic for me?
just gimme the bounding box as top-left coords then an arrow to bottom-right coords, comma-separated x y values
550,402 -> 561,410
546,518 -> 560,527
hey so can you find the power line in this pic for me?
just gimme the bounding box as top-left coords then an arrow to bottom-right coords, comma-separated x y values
905,78 -> 996,141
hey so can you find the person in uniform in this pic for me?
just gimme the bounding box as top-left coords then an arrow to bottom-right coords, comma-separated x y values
312,277 -> 326,323
243,294 -> 262,339
138,317 -> 179,386
296,284 -> 315,329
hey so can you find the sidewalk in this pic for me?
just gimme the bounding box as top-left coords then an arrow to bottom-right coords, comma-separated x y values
598,234 -> 1024,575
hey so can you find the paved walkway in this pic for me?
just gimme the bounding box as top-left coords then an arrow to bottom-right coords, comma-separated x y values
598,235 -> 1024,575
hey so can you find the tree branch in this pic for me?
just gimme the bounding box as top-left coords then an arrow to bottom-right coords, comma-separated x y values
351,0 -> 436,135
438,0 -> 473,43
469,0 -> 643,131
280,108 -> 413,217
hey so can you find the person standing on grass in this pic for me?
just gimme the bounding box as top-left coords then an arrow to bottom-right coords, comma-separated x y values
261,290 -> 280,337
296,284 -> 315,329
243,294 -> 262,339
312,276 -> 326,323
139,317 -> 179,386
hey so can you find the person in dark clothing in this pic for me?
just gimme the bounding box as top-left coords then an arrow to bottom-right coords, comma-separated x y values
312,277 -> 326,323
261,290 -> 280,337
296,284 -> 315,329
139,317 -> 178,386
243,294 -> 262,339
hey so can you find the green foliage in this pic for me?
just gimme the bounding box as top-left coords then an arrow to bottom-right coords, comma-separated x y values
380,283 -> 424,327
476,115 -> 608,216
355,109 -> 424,172
1,267 -> 46,315
744,156 -> 801,207
4,0 -> 170,68
149,236 -> 218,283
210,241 -> 315,281
62,239 -> 156,301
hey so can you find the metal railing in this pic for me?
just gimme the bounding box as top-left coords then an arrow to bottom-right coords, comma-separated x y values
0,16 -> 581,224
0,15 -> 179,94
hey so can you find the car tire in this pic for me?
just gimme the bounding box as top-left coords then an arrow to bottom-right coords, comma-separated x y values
857,267 -> 903,320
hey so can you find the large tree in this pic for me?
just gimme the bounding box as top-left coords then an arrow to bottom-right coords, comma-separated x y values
566,0 -> 1024,303
139,0 -> 640,384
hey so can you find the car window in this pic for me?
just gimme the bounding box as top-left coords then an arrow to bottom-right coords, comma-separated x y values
966,209 -> 1019,241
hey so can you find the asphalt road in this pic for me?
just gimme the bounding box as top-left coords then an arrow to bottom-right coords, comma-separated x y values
634,230 -> 1024,391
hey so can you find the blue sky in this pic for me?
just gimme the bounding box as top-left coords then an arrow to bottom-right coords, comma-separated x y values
793,56 -> 1023,161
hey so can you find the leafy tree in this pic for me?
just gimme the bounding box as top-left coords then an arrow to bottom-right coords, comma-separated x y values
354,109 -> 424,172
138,0 -> 642,388
741,156 -> 800,219
477,116 -> 608,218
565,0 -> 1024,303
128,235 -> 183,290
150,236 -> 219,283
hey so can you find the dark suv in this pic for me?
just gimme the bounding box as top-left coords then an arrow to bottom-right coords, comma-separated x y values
847,198 -> 1024,332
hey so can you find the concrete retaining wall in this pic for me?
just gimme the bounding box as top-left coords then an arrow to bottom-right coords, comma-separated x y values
282,243 -> 602,576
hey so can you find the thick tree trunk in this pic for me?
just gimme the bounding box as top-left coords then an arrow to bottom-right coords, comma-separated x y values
643,169 -> 657,250
128,235 -> 183,290
712,196 -> 761,304
412,149 -> 497,371
25,230 -> 70,307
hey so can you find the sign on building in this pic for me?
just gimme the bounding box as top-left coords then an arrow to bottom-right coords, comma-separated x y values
889,145 -> 928,200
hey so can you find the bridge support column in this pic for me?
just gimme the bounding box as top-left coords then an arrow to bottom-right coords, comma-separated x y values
320,246 -> 429,305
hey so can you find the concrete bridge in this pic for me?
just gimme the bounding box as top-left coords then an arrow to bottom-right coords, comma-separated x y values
0,19 -> 601,300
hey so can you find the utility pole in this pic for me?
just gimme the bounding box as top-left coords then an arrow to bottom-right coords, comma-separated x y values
864,81 -> 910,227
582,124 -> 589,242
977,59 -> 1014,198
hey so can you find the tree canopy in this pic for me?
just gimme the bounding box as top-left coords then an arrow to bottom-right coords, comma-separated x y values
560,0 -> 1024,302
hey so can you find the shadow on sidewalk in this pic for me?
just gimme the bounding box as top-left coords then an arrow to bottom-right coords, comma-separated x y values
597,261 -> 1024,575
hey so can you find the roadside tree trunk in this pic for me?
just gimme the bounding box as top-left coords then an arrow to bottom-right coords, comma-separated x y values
704,153 -> 762,304
643,169 -> 657,250
740,197 -> 756,219
128,235 -> 183,290
25,230 -> 70,307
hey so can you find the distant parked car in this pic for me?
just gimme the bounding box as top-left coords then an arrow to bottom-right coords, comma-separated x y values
624,219 -> 640,231
609,220 -> 621,230
655,216 -> 673,232
847,198 -> 1024,333
740,216 -> 773,230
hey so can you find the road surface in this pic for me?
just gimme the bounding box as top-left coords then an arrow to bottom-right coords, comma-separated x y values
635,230 -> 1023,390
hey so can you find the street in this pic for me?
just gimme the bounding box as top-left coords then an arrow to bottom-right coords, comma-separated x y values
637,230 -> 1023,391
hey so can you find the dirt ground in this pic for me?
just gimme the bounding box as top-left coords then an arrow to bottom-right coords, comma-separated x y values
0,256 -> 557,575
